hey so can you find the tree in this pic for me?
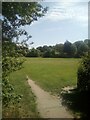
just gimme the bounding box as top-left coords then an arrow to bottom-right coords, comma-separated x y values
43,50 -> 51,58
2,2 -> 47,108
84,39 -> 90,48
63,40 -> 76,57
27,48 -> 39,57
74,41 -> 88,57
37,46 -> 44,57
2,2 -> 47,39
54,44 -> 63,57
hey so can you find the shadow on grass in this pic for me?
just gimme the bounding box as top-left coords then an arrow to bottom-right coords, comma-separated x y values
60,88 -> 89,119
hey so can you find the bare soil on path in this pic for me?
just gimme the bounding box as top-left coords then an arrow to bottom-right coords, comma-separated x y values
28,78 -> 74,118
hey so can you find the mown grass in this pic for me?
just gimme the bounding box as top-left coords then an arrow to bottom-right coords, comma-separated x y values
5,58 -> 80,118
24,58 -> 80,94
3,67 -> 39,118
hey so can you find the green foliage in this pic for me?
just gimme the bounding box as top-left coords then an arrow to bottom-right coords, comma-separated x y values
28,40 -> 89,58
3,69 -> 39,118
74,41 -> 88,57
63,40 -> 77,57
61,87 -> 89,119
2,2 -> 47,39
2,2 -> 47,113
26,48 -> 39,57
2,38 -> 24,108
43,49 -> 55,58
2,78 -> 22,107
84,39 -> 90,48
77,54 -> 90,91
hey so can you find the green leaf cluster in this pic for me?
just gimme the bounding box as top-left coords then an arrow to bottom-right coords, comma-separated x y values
77,53 -> 90,91
2,2 -> 47,110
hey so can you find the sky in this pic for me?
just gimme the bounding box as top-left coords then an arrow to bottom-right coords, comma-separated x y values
20,0 -> 89,48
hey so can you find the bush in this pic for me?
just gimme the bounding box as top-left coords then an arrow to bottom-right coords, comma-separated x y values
77,54 -> 90,92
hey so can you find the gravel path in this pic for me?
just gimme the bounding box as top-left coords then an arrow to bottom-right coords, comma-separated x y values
28,78 -> 74,118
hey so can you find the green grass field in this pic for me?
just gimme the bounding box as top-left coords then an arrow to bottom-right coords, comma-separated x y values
7,58 -> 80,117
23,58 -> 80,93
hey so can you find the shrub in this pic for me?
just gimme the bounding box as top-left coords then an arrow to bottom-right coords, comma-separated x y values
77,54 -> 90,92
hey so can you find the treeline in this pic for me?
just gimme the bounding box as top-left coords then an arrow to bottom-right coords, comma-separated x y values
25,39 -> 90,58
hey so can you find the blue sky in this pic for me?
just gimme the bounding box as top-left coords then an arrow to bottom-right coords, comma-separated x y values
20,0 -> 89,48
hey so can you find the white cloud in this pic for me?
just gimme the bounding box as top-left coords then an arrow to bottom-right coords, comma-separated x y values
45,27 -> 62,32
44,0 -> 89,2
44,1 -> 88,26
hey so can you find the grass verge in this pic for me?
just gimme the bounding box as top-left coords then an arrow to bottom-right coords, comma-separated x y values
3,68 -> 39,118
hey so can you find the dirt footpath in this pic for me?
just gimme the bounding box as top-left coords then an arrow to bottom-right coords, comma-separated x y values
28,78 -> 74,118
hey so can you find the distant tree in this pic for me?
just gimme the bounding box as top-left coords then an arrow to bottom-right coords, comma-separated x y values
37,46 -> 44,57
36,40 -> 89,58
54,44 -> 63,57
36,39 -> 90,58
27,48 -> 39,57
43,50 -> 51,58
37,46 -> 44,52
84,39 -> 90,45
71,44 -> 77,57
84,39 -> 90,50
50,49 -> 56,58
43,45 -> 50,52
74,41 -> 88,57
63,40 -> 76,57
